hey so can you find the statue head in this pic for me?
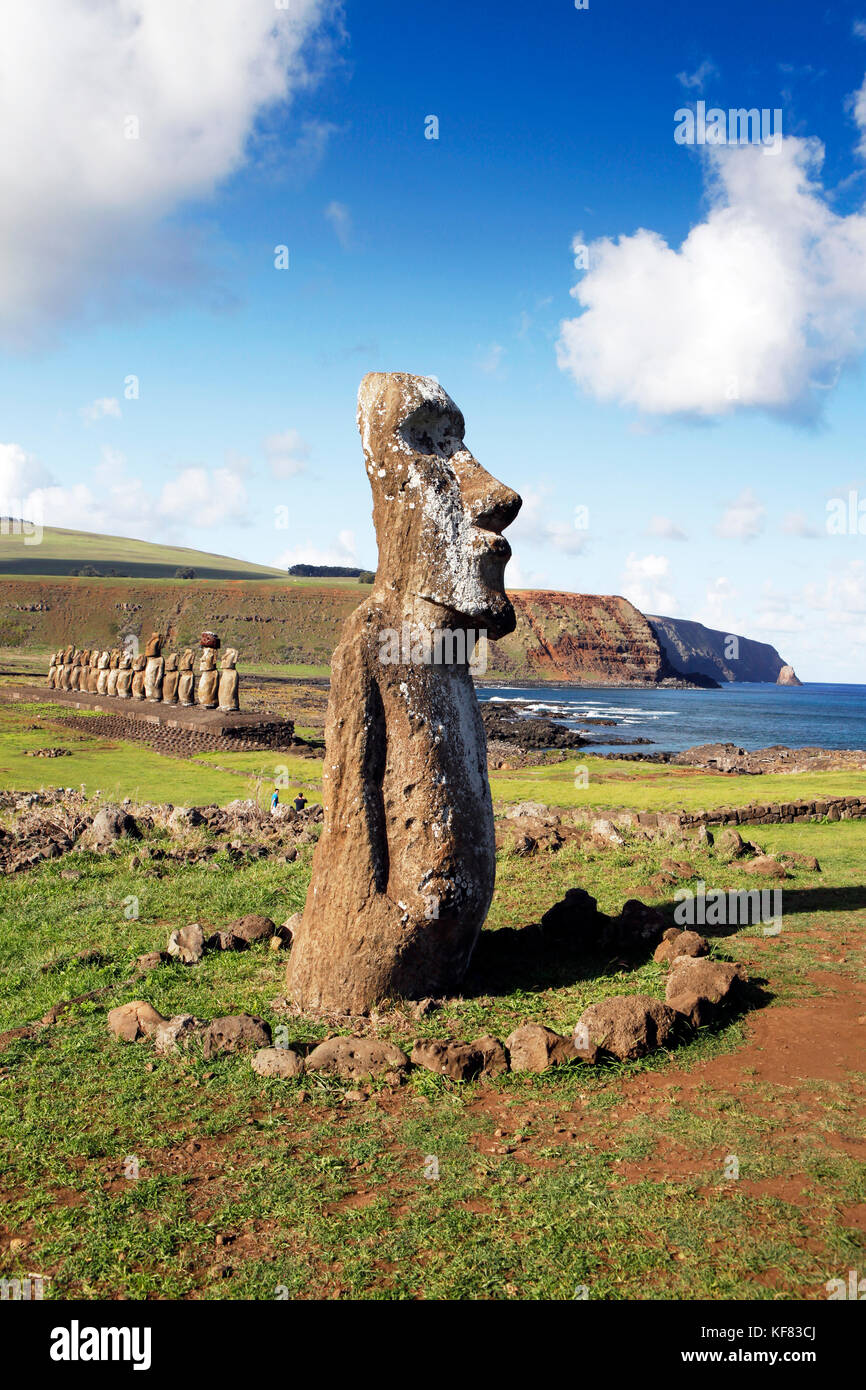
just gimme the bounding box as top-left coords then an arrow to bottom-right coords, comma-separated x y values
356,372 -> 521,638
165,653 -> 178,672
179,649 -> 194,672
200,648 -> 216,671
97,650 -> 110,669
220,647 -> 238,670
145,631 -> 162,657
109,649 -> 121,668
72,650 -> 82,666
132,654 -> 147,672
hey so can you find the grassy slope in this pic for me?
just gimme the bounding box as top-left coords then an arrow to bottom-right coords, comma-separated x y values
0,698 -> 863,1301
0,525 -> 297,580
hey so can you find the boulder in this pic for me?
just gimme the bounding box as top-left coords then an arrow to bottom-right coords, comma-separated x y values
135,951 -> 167,973
590,817 -> 625,847
505,1023 -> 578,1072
574,995 -> 677,1061
742,856 -> 789,880
201,1014 -> 272,1059
410,1034 -> 508,1081
153,1014 -> 200,1055
166,922 -> 205,965
653,929 -> 709,965
226,913 -> 276,944
716,827 -> 747,858
778,851 -> 820,872
88,805 -> 140,850
252,1047 -> 305,1078
304,1036 -> 410,1080
665,956 -> 749,1027
108,1000 -> 166,1042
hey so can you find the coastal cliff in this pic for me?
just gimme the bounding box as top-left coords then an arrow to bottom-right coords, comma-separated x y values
647,614 -> 791,685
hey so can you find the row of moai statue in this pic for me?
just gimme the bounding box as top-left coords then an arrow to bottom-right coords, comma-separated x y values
46,631 -> 240,712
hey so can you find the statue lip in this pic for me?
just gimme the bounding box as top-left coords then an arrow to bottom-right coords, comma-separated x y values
475,530 -> 511,562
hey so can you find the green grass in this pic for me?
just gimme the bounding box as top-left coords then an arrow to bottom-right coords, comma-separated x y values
0,524 -> 295,580
0,703 -> 321,806
0,699 -> 864,1300
491,756 -> 866,814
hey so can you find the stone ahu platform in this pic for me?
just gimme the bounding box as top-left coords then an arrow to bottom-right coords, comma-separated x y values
7,685 -> 296,754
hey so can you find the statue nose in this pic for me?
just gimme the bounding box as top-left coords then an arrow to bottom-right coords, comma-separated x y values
471,475 -> 522,534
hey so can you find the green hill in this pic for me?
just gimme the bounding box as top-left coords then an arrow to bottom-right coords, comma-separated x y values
0,524 -> 292,581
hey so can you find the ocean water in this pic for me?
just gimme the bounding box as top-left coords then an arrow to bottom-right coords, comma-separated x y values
477,682 -> 866,756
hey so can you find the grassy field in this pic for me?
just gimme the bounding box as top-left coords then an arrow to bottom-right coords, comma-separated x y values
0,695 -> 864,1301
0,525 -> 297,580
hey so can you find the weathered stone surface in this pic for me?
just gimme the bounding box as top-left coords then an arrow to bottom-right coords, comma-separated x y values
108,1000 -> 166,1042
505,1023 -> 578,1072
590,817 -> 625,847
304,1036 -> 410,1079
252,1046 -> 305,1078
743,855 -> 789,879
226,913 -> 276,944
88,805 -> 140,850
287,373 -> 521,1014
218,648 -> 240,712
653,928 -> 709,965
197,648 -> 219,708
154,1013 -> 199,1054
410,1034 -> 507,1081
574,995 -> 677,1061
166,922 -> 205,964
665,956 -> 749,1027
135,951 -> 167,973
777,664 -> 802,686
717,827 -> 748,858
201,1014 -> 272,1059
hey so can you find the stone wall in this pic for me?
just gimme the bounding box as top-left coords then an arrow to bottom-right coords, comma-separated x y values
601,796 -> 866,838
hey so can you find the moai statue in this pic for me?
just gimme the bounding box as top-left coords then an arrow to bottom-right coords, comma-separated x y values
60,645 -> 75,690
287,372 -> 522,1015
196,647 -> 219,708
144,633 -> 164,702
217,648 -> 240,711
86,650 -> 100,693
162,654 -> 180,705
116,652 -> 134,698
177,650 -> 195,706
69,650 -> 84,691
96,650 -> 111,695
131,654 -> 147,700
106,649 -> 121,698
47,651 -> 58,688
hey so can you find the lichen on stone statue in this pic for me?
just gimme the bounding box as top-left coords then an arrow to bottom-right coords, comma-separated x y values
218,647 -> 240,711
286,371 -> 522,1015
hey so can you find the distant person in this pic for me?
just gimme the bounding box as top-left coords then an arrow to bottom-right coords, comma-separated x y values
293,791 -> 308,813
270,789 -> 279,814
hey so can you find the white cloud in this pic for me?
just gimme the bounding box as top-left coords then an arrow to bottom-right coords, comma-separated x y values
273,528 -> 358,570
676,59 -> 718,92
648,514 -> 687,541
79,397 -> 122,424
158,466 -> 248,528
0,441 -> 53,501
557,131 -> 866,417
0,1 -> 332,343
620,552 -> 679,614
781,510 -> 821,538
509,486 -> 590,556
855,20 -> 866,39
716,487 -> 766,541
324,200 -> 352,248
477,343 -> 505,374
264,429 -> 311,478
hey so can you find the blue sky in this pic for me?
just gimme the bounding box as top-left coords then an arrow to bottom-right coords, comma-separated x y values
1,0 -> 866,680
